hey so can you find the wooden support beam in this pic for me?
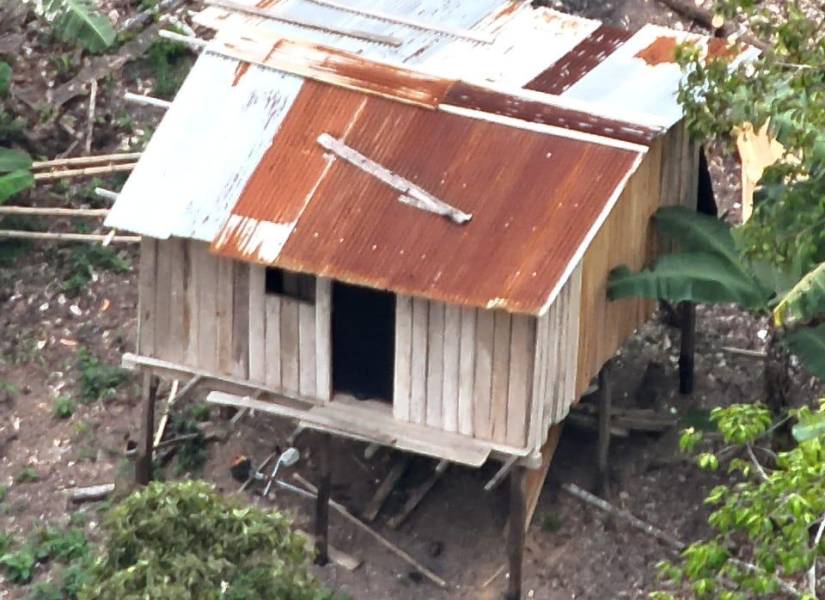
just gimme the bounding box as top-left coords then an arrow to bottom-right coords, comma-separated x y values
505,466 -> 527,600
135,371 -> 159,485
387,460 -> 447,529
484,455 -> 519,492
363,456 -> 409,522
679,301 -> 696,395
315,433 -> 332,566
597,365 -> 612,496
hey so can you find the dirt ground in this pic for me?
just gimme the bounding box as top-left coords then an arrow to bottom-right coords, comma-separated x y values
1,1 -> 822,599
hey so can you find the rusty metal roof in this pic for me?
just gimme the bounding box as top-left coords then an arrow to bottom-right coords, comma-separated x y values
105,0 -> 754,313
211,80 -> 644,314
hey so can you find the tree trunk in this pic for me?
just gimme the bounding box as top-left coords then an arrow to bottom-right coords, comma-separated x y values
764,323 -> 791,416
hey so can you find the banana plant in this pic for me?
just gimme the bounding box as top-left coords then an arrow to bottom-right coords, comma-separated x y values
0,63 -> 34,204
30,0 -> 116,53
608,206 -> 825,381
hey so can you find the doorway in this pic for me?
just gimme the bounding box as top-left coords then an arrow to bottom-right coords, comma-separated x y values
332,281 -> 396,402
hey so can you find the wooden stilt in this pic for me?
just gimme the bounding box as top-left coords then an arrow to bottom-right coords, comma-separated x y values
597,365 -> 612,496
315,433 -> 332,566
678,301 -> 696,395
505,466 -> 527,600
135,371 -> 159,485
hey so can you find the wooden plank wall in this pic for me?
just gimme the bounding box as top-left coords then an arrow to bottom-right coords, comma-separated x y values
575,122 -> 699,397
393,297 -> 536,448
529,264 -> 582,449
138,238 -> 249,379
247,267 -> 332,402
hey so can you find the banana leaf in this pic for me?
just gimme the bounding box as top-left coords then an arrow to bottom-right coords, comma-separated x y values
654,206 -> 743,271
608,252 -> 770,310
0,169 -> 34,204
773,262 -> 825,327
0,148 -> 32,173
38,0 -> 116,53
792,411 -> 825,443
784,323 -> 825,381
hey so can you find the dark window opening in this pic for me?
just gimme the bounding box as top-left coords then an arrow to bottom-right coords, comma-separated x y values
265,267 -> 315,303
332,281 -> 395,403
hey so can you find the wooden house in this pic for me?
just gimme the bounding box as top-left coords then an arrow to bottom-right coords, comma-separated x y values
106,1 -> 752,596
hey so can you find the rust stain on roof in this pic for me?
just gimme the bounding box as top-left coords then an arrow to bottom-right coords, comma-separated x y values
635,36 -> 678,65
231,62 -> 251,87
706,37 -> 739,61
213,81 -> 643,314
526,25 -> 633,95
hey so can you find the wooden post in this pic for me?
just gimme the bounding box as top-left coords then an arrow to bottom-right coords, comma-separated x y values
135,370 -> 159,485
505,466 -> 527,600
597,364 -> 612,496
314,433 -> 332,566
678,301 -> 696,395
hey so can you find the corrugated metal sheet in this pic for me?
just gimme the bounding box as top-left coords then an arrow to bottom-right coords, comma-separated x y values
211,81 -> 644,314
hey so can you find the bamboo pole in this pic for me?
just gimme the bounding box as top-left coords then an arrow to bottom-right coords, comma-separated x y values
94,188 -> 120,202
0,207 -> 109,217
124,92 -> 172,110
0,230 -> 139,243
31,153 -> 141,169
33,163 -> 137,181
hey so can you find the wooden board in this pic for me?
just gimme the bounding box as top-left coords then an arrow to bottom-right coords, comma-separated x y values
441,305 -> 461,433
216,257 -> 235,375
409,297 -> 429,425
248,265 -> 266,383
506,314 -> 533,447
280,298 -> 301,395
231,261 -> 250,379
491,310 -> 511,444
183,240 -> 198,366
473,309 -> 495,440
457,307 -> 476,436
298,301 -> 316,398
425,302 -> 445,429
195,243 -> 219,372
137,237 -> 158,356
393,295 -> 413,422
315,278 -> 332,402
264,295 -> 282,388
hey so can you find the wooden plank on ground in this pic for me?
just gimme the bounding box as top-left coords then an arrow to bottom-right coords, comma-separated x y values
387,460 -> 448,529
409,297 -> 429,425
315,278 -> 332,402
442,305 -> 460,433
298,301 -> 316,398
393,295 -> 413,422
264,295 -> 282,389
425,301 -> 445,429
137,237 -> 158,356
491,310 -> 512,444
362,456 -> 409,522
473,309 -> 495,440
248,265 -> 266,383
280,297 -> 300,395
457,307 -> 476,437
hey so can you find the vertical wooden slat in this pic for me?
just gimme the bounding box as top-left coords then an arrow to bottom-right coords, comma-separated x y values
393,295 -> 413,422
264,295 -> 282,389
425,302 -> 445,429
298,301 -> 316,399
473,309 -> 495,440
280,298 -> 300,395
232,262 -> 250,379
183,241 -> 198,366
409,298 -> 429,424
559,266 -> 582,422
166,238 -> 187,365
216,258 -> 235,376
457,307 -> 476,437
506,314 -> 534,448
196,247 -> 219,372
491,310 -> 512,444
529,310 -> 549,449
154,239 -> 173,361
248,266 -> 266,384
441,305 -> 461,433
315,278 -> 332,402
137,237 -> 158,356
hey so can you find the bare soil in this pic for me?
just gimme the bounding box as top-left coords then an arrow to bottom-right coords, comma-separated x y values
1,1 -> 821,599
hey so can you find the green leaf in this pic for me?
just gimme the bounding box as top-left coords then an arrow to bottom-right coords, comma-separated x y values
0,148 -> 32,173
792,412 -> 825,442
784,323 -> 825,380
37,0 -> 116,52
773,262 -> 825,327
0,169 -> 34,204
608,252 -> 768,309
0,62 -> 11,97
654,206 -> 743,271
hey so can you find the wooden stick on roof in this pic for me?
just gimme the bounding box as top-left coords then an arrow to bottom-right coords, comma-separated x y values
317,133 -> 472,225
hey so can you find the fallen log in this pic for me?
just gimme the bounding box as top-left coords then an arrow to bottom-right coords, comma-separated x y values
70,483 -> 115,504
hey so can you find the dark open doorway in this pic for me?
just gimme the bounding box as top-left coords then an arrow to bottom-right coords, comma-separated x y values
332,281 -> 396,403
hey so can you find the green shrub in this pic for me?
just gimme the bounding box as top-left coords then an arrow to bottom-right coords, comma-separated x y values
79,480 -> 337,600
0,546 -> 36,583
53,395 -> 75,419
62,245 -> 130,296
76,348 -> 128,402
25,581 -> 62,600
15,467 -> 39,484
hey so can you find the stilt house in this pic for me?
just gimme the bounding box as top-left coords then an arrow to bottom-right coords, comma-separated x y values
106,0 -> 751,595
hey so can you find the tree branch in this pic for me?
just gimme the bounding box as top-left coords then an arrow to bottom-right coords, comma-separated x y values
808,513 -> 825,597
747,443 -> 770,482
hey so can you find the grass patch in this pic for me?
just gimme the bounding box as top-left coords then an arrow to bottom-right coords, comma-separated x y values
15,467 -> 39,484
61,245 -> 131,296
541,514 -> 562,533
143,36 -> 193,99
0,485 -> 7,503
0,525 -> 89,588
54,395 -> 75,419
76,348 -> 128,402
